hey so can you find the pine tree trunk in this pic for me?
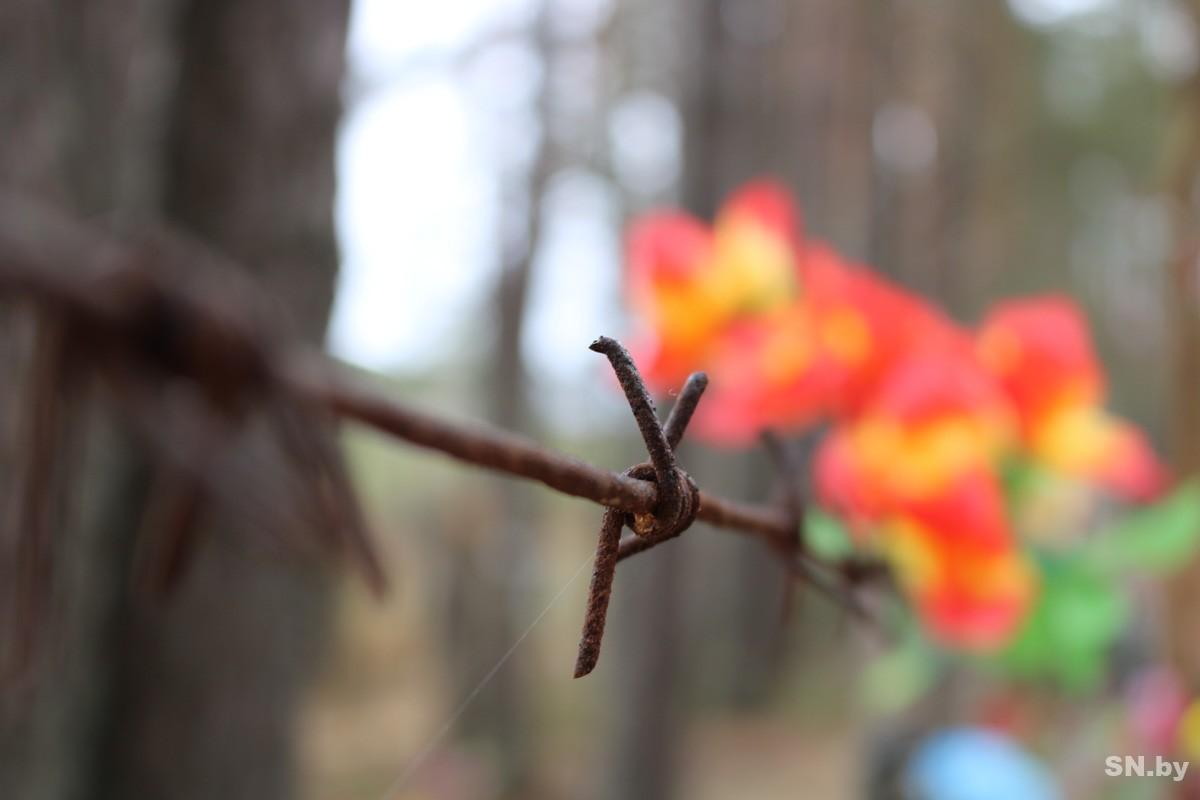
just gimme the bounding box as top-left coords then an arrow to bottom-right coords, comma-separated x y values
0,2 -> 351,797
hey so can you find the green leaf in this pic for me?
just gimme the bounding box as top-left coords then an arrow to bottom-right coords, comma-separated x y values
805,509 -> 855,559
1000,453 -> 1049,502
1081,480 -> 1200,575
993,556 -> 1128,691
863,627 -> 938,712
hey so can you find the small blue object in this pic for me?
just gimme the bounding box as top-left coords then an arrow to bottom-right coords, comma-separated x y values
905,727 -> 1061,800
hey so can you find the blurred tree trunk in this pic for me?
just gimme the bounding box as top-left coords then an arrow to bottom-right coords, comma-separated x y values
678,0 -> 842,711
0,4 -> 172,798
884,0 -> 1023,318
0,1 -> 350,798
600,4 -> 840,798
601,541 -> 685,800
437,7 -> 557,797
1165,3 -> 1200,684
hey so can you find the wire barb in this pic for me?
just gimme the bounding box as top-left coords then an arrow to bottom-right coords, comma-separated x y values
589,336 -> 682,520
663,372 -> 708,450
573,509 -> 624,678
574,349 -> 706,677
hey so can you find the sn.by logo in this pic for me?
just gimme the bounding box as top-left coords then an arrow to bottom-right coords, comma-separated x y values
1105,755 -> 1190,782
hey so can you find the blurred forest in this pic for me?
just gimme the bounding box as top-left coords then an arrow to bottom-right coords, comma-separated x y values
5,0 -> 1200,799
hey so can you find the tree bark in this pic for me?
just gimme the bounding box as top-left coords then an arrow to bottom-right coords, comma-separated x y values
1164,4 -> 1200,684
0,2 -> 351,798
0,4 -> 175,798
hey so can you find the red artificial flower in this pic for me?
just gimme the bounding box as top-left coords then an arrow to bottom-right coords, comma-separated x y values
812,348 -> 1032,650
814,349 -> 1015,523
978,296 -> 1168,501
619,181 -> 1168,652
878,481 -> 1037,651
623,179 -> 970,445
625,180 -> 803,391
688,242 -> 968,443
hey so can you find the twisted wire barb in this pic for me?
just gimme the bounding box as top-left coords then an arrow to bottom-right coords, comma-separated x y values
572,338 -> 705,676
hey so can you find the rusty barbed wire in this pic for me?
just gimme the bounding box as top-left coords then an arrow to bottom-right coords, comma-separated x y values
573,337 -> 703,677
0,192 -> 886,680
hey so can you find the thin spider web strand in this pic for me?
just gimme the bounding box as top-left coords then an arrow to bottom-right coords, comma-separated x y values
381,551 -> 595,798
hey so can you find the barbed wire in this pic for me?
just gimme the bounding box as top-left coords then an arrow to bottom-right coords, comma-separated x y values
0,192 -> 885,680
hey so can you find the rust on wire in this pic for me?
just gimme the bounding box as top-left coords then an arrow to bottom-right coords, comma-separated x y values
573,339 -> 703,677
294,357 -> 658,514
0,192 -> 884,679
573,508 -> 624,678
662,372 -> 708,449
588,336 -> 684,523
295,357 -> 823,556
